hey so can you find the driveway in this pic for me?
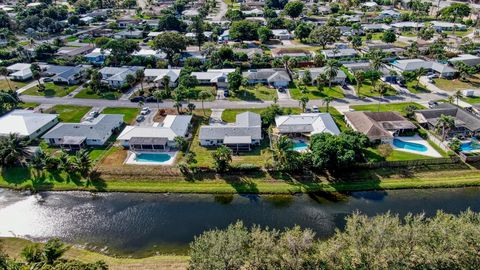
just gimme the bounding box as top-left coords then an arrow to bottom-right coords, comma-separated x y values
210,109 -> 225,124
277,89 -> 290,100
211,0 -> 228,21
137,108 -> 158,126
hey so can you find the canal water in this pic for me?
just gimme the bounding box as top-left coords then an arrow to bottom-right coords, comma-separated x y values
1,188 -> 480,256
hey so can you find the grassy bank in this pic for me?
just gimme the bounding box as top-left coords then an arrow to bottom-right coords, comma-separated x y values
0,237 -> 189,270
2,166 -> 480,194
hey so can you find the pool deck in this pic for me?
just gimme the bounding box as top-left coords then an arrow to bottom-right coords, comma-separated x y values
124,151 -> 178,166
390,135 -> 442,158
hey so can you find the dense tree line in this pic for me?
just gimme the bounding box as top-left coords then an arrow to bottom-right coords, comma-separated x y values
189,210 -> 480,270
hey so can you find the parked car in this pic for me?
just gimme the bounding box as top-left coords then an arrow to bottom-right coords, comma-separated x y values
223,90 -> 229,97
136,115 -> 145,122
140,107 -> 150,115
277,87 -> 286,93
145,96 -> 157,103
130,96 -> 145,102
43,78 -> 53,82
428,101 -> 438,108
88,110 -> 99,118
305,107 -> 312,113
312,105 -> 319,113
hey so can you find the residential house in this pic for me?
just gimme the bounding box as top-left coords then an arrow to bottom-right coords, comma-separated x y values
377,9 -> 401,19
274,113 -> 340,137
42,114 -> 124,150
180,51 -> 206,63
114,30 -> 144,39
132,47 -> 166,59
271,48 -> 314,59
218,30 -> 230,42
50,66 -> 85,85
56,45 -> 95,60
85,48 -> 111,65
7,63 -> 34,81
199,112 -> 262,152
322,48 -> 358,59
118,115 -> 192,151
415,103 -> 480,139
99,66 -> 143,88
362,23 -> 392,32
242,68 -> 291,87
362,1 -> 378,10
233,48 -> 263,59
390,59 -> 457,78
243,8 -> 264,17
0,110 -> 59,140
144,68 -> 181,87
430,21 -> 467,32
391,22 -> 424,32
297,68 -> 347,85
344,111 -> 417,142
449,54 -> 480,67
272,29 -> 293,40
116,18 -> 142,28
191,69 -> 236,88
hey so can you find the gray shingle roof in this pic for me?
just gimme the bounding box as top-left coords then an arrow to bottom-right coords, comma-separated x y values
199,112 -> 262,141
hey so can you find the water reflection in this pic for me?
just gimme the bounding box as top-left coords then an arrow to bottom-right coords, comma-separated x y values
0,188 -> 479,257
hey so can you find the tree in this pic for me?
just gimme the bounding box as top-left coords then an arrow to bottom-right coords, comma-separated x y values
30,63 -> 43,90
90,70 -> 103,93
0,67 -> 12,91
0,133 -> 28,167
229,20 -> 259,41
103,39 -> 140,66
353,70 -> 365,96
192,16 -> 206,49
322,96 -> 333,112
135,69 -> 145,93
157,13 -> 185,31
350,35 -> 362,49
74,149 -> 92,178
439,3 -> 470,22
153,90 -> 163,109
449,137 -> 462,152
309,25 -> 341,48
375,83 -> 390,111
295,23 -> 312,42
453,90 -> 463,106
284,1 -> 304,19
198,90 -> 212,115
418,27 -> 435,40
21,243 -> 43,264
211,145 -> 232,172
270,135 -> 301,171
381,30 -> 396,43
367,49 -> 383,71
257,26 -> 273,43
227,71 -> 243,93
29,150 -> 46,178
43,238 -> 67,265
324,60 -> 340,88
174,136 -> 188,151
301,70 -> 312,85
436,114 -> 455,140
299,96 -> 309,112
415,67 -> 427,88
161,75 -> 171,94
377,143 -> 393,159
152,32 -> 187,65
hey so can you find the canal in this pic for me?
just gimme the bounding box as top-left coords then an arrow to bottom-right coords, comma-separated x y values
1,187 -> 479,256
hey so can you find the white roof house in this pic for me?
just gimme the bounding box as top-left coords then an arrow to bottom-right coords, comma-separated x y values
118,115 -> 192,149
199,112 -> 262,150
430,21 -> 467,31
144,69 -> 181,86
390,59 -> 457,78
0,110 -> 59,139
275,113 -> 340,136
191,69 -> 236,85
272,29 -> 293,40
7,63 -> 35,81
391,22 -> 424,30
449,54 -> 480,67
297,68 -> 347,85
99,66 -> 143,88
132,48 -> 166,59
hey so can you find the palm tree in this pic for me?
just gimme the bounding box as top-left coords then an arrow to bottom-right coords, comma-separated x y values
368,49 -> 383,71
153,90 -> 163,109
187,103 -> 196,114
324,60 -> 340,89
74,149 -> 92,178
30,63 -> 43,91
29,150 -> 46,178
375,83 -> 389,112
354,71 -> 364,96
436,114 -> 455,141
161,75 -> 171,95
415,67 -> 427,89
453,90 -> 463,106
136,69 -> 145,93
0,67 -> 12,91
174,136 -> 187,151
447,95 -> 455,104
198,90 -> 212,116
322,96 -> 333,112
270,135 -> 294,171
299,95 -> 309,112
174,101 -> 182,114
0,133 -> 29,167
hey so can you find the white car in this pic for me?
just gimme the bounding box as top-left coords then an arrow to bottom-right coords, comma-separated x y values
140,107 -> 150,115
312,105 -> 319,113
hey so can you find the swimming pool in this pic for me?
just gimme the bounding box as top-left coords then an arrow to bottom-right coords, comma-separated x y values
292,141 -> 309,151
135,153 -> 172,163
393,138 -> 428,152
461,140 -> 480,152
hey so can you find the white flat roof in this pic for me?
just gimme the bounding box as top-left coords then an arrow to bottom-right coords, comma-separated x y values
0,110 -> 58,137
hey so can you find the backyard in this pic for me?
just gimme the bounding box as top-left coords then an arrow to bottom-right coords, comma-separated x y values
364,147 -> 433,162
102,107 -> 140,124
22,83 -> 78,97
45,105 -> 92,122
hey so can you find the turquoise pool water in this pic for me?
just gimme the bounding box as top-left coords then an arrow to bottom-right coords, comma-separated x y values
135,153 -> 172,163
292,141 -> 309,151
393,139 -> 427,152
461,140 -> 480,151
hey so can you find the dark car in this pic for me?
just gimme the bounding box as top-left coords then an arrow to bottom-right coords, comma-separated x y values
130,96 -> 145,102
145,96 -> 157,103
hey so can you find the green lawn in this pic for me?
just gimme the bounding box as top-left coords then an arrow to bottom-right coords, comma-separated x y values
350,102 -> 425,117
0,79 -> 29,90
228,85 -> 277,101
361,33 -> 383,41
462,96 -> 480,104
17,102 -> 39,109
22,83 -> 78,97
193,86 -> 216,101
45,105 -> 92,122
102,107 -> 140,124
365,147 -> 433,162
406,80 -> 430,93
289,84 -> 345,100
221,108 -> 302,123
433,77 -> 480,92
74,88 -> 121,100
356,81 -> 397,97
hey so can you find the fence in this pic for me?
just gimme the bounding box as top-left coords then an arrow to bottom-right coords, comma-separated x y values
354,156 -> 461,169
458,152 -> 480,163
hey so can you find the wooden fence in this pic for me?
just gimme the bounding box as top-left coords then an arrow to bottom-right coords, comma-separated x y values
354,156 -> 461,169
